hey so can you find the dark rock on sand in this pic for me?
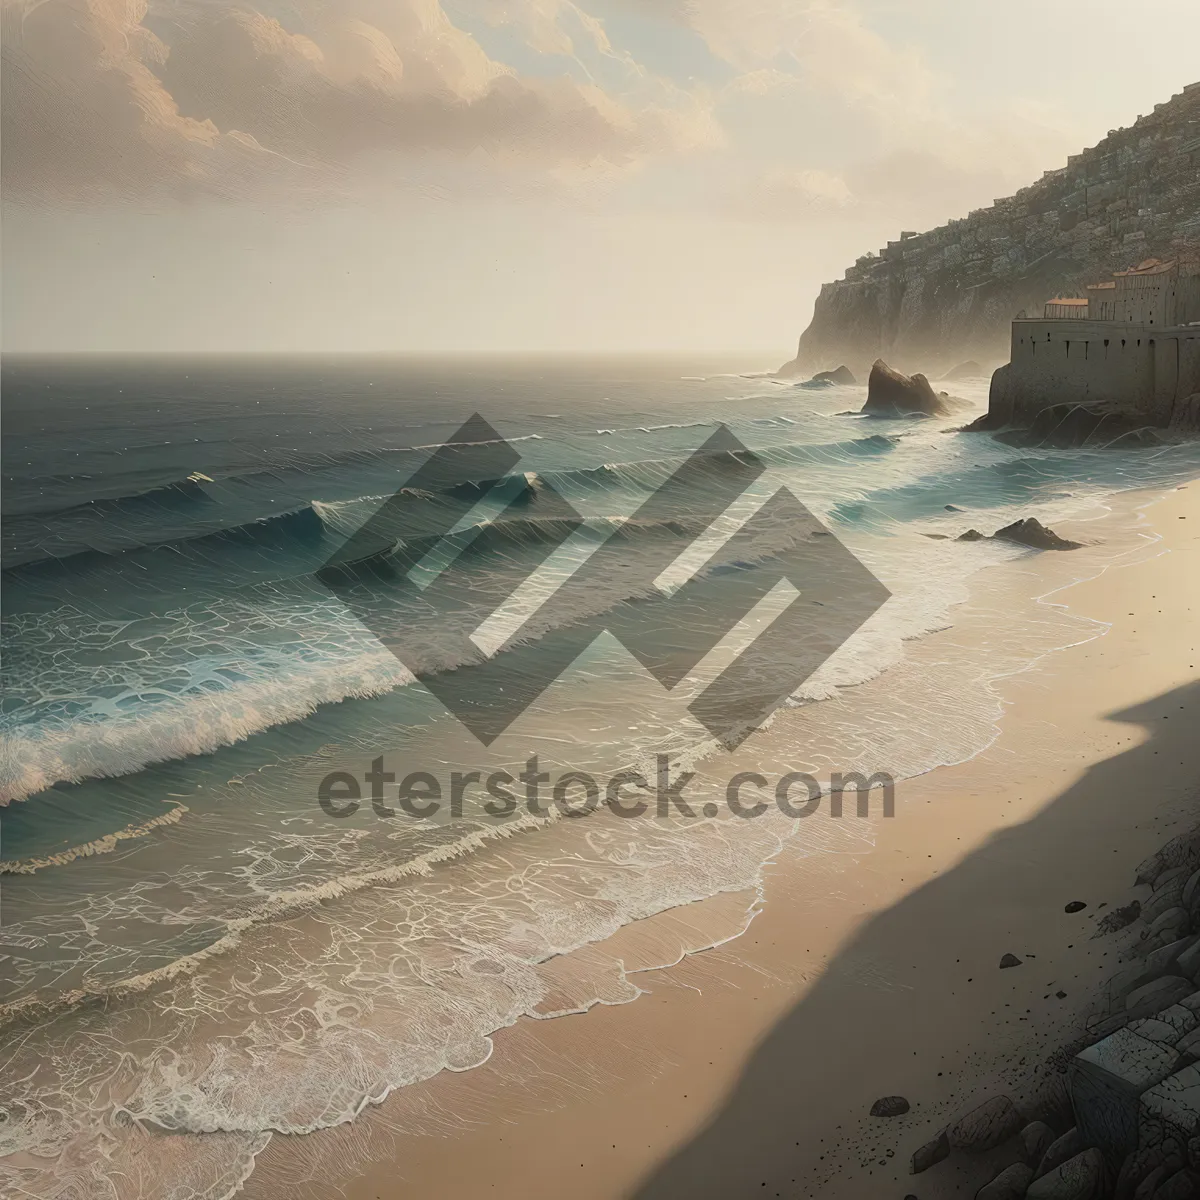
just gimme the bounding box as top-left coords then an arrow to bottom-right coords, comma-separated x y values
1066,901 -> 1089,914
956,519 -> 1083,551
949,1096 -> 1024,1152
1022,1121 -> 1056,1165
1037,1128 -> 1086,1179
1124,976 -> 1194,1014
993,519 -> 1084,551
862,360 -> 953,418
912,1130 -> 951,1173
870,1095 -> 911,1117
1027,1147 -> 1107,1198
977,1162 -> 1035,1199
1000,953 -> 1023,969
946,504 -> 965,512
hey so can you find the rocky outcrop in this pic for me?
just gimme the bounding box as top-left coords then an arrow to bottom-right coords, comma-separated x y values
967,392 -> 1166,450
862,359 -> 953,417
811,365 -> 856,386
779,83 -> 1200,379
993,519 -> 1085,552
949,518 -> 1084,551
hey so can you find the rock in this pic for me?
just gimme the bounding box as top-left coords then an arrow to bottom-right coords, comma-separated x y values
1072,1031 -> 1182,1158
1146,883 -> 1190,925
1137,1166 -> 1178,1200
1184,871 -> 1200,915
1027,1148 -> 1107,1199
1112,941 -> 1200,1004
810,365 -> 856,386
862,360 -> 952,418
1138,834 -> 1200,888
954,521 -> 1082,551
1022,1121 -> 1056,1165
1147,911 -> 1192,943
978,1162 -> 1035,1199
1038,1129 -> 1087,1179
994,402 -> 1163,450
912,1129 -> 950,1173
943,360 -> 986,381
1154,1168 -> 1200,1198
949,1097 -> 1025,1152
1179,943 -> 1200,982
1066,902 -> 1089,914
1141,1065 -> 1200,1142
870,1095 -> 911,1117
946,504 -> 966,512
992,519 -> 1084,552
1118,1146 -> 1173,1200
1097,902 -> 1143,937
1001,953 -> 1024,969
1128,978 -> 1196,1016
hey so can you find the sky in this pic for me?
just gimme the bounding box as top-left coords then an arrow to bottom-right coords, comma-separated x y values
4,0 -> 1200,356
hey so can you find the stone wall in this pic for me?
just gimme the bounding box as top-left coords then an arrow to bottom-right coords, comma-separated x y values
997,320 -> 1200,428
781,83 -> 1200,379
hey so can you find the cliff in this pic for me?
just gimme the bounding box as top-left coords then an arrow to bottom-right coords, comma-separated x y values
781,83 -> 1200,379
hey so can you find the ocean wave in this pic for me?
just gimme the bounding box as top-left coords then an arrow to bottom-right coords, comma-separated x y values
5,434 -> 900,576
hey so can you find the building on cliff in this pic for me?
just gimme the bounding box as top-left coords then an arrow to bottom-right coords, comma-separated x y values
988,255 -> 1200,434
781,81 -> 1200,378
1044,258 -> 1200,325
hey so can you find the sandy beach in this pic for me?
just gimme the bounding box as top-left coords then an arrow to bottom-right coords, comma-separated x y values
232,484 -> 1200,1200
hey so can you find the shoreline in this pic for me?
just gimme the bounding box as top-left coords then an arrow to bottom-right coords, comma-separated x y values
239,482 -> 1200,1199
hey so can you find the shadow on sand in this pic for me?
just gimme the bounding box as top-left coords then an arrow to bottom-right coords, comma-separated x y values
633,680 -> 1200,1199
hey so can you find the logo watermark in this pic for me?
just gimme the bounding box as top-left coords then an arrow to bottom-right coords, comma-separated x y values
317,755 -> 896,822
316,415 -> 890,749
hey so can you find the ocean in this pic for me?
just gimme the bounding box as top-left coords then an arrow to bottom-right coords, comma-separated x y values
4,354 -> 1199,1199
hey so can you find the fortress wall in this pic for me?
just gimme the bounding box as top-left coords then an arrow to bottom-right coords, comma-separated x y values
1006,321 -> 1200,425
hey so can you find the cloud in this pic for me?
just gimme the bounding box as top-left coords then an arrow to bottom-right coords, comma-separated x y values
1,0 -> 719,203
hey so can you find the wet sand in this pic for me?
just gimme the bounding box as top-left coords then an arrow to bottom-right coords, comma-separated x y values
243,482 -> 1200,1200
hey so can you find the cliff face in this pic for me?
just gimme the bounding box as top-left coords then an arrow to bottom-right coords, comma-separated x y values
781,83 -> 1200,379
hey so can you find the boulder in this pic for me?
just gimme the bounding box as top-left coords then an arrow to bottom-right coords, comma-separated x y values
862,359 -> 952,417
954,520 -> 1082,551
1022,1121 -> 1056,1165
1001,953 -> 1025,968
1182,871 -> 1200,916
1038,1128 -> 1087,1179
1152,1168 -> 1200,1198
811,365 -> 856,386
911,1129 -> 950,1173
950,1096 -> 1025,1152
992,519 -> 1084,552
1071,1031 -> 1181,1158
1178,943 -> 1200,982
978,1163 -> 1035,1199
1027,1148 -> 1107,1199
1128,979 -> 1196,1017
1137,834 -> 1200,888
1141,1065 -> 1200,1142
870,1095 -> 911,1117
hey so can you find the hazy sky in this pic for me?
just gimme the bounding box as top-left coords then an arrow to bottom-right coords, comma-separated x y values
4,0 -> 1199,355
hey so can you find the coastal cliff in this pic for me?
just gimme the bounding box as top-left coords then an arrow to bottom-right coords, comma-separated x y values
781,83 -> 1200,379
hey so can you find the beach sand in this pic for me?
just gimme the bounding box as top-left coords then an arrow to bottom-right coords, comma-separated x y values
243,481 -> 1200,1200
